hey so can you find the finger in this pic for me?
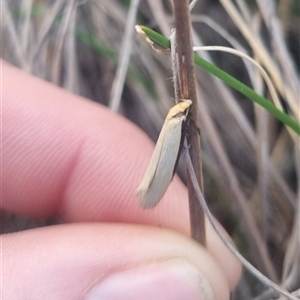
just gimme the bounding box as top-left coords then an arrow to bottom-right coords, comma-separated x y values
3,60 -> 188,232
3,223 -> 230,300
2,61 -> 241,289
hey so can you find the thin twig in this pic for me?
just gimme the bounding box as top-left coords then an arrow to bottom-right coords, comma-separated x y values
172,0 -> 206,245
184,146 -> 297,300
192,46 -> 281,108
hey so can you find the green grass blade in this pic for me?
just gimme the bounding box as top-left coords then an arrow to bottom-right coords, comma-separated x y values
140,26 -> 300,135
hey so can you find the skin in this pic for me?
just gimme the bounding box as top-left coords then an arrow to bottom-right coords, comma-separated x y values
2,60 -> 241,300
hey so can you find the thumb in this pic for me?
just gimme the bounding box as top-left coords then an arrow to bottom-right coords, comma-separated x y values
3,223 -> 230,300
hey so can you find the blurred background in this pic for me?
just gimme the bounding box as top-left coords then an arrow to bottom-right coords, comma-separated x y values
2,0 -> 299,298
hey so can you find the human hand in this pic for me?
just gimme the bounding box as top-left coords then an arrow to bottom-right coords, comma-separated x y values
2,60 -> 241,300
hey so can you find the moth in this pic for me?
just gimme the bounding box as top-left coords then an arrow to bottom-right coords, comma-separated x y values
136,99 -> 192,208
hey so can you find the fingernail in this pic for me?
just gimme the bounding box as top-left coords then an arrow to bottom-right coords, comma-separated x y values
84,259 -> 216,300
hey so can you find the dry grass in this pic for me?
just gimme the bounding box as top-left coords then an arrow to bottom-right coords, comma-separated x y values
2,0 -> 299,298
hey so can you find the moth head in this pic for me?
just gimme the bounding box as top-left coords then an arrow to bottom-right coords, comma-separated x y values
169,99 -> 192,119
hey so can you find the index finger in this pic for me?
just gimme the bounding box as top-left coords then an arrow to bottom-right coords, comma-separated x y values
2,61 -> 189,233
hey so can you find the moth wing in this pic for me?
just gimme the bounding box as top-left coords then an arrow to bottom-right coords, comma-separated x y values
135,118 -> 170,203
136,117 -> 183,208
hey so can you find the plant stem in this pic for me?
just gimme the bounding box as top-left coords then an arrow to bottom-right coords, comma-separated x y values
173,0 -> 206,246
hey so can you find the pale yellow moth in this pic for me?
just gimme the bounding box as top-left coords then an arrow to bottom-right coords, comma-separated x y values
136,99 -> 192,208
